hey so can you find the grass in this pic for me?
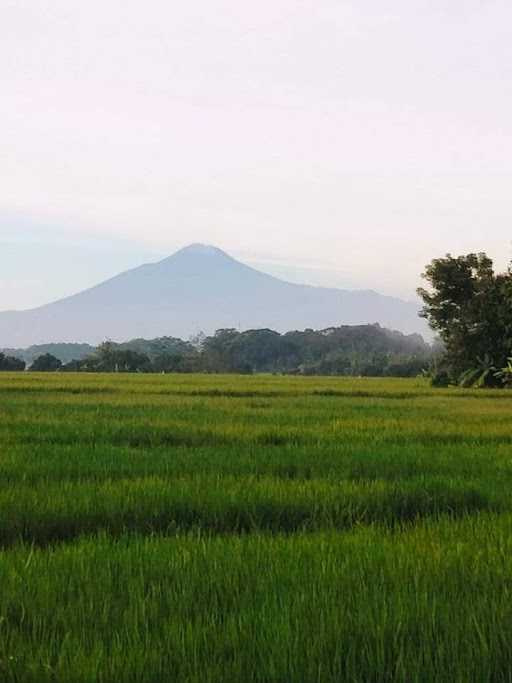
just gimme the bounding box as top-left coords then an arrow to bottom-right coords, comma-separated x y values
0,372 -> 512,681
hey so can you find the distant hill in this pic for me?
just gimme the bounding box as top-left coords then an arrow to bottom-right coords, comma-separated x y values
0,244 -> 429,346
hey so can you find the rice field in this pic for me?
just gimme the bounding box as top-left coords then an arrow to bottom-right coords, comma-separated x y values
1,372 -> 512,682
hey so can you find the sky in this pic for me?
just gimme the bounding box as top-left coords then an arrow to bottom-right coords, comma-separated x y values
2,0 -> 512,311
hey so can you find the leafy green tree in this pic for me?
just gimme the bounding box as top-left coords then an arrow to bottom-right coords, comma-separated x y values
30,353 -> 62,371
418,253 -> 512,386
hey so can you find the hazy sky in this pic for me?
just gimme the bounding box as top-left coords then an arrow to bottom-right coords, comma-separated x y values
2,0 -> 512,310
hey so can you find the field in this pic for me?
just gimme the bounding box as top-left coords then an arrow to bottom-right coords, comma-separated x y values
1,372 -> 512,682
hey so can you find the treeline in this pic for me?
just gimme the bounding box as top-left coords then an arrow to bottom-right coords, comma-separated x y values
1,324 -> 432,376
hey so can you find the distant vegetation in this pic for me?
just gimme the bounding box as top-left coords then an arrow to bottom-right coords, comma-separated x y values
3,324 -> 431,377
0,352 -> 25,371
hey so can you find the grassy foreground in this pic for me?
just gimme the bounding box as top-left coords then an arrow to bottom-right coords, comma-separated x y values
1,372 -> 512,681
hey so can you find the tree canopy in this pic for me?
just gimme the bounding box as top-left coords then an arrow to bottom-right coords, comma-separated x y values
30,353 -> 62,372
418,253 -> 512,386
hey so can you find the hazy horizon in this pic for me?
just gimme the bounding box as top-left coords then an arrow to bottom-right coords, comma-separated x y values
2,1 -> 512,311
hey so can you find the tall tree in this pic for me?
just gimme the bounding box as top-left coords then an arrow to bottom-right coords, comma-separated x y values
418,253 -> 512,385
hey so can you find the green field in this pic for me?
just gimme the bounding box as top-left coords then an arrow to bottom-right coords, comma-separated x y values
1,372 -> 512,682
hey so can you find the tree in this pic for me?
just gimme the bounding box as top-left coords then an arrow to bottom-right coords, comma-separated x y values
30,353 -> 62,371
93,342 -> 150,372
0,353 -> 25,371
418,253 -> 512,386
201,329 -> 241,372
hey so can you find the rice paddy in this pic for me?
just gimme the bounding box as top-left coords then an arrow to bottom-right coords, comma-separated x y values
1,372 -> 512,681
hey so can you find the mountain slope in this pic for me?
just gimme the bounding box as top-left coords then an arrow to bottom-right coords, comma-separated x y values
0,244 -> 428,346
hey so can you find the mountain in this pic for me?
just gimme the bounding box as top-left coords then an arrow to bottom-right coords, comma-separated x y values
0,244 -> 428,346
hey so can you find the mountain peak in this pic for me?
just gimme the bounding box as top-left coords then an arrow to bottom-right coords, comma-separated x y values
156,243 -> 236,270
175,243 -> 229,258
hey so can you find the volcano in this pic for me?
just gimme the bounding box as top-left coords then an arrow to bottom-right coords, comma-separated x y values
0,244 -> 427,346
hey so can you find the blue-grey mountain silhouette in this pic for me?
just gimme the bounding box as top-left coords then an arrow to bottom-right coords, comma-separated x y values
0,244 -> 428,346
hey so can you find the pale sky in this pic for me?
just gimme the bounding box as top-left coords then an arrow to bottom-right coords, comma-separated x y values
2,0 -> 512,311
